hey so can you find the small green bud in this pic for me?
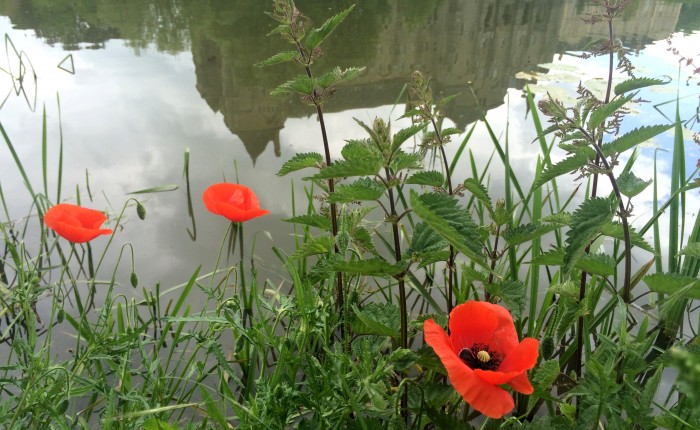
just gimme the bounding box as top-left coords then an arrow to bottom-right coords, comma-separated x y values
136,202 -> 146,220
55,399 -> 69,415
542,336 -> 554,359
57,309 -> 65,323
130,272 -> 138,288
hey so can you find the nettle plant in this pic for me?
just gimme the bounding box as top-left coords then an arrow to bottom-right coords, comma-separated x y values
253,0 -> 700,429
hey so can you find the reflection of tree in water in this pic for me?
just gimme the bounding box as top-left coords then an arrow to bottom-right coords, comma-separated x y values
0,0 -> 688,162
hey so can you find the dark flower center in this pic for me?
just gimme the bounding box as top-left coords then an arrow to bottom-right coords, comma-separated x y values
459,343 -> 503,371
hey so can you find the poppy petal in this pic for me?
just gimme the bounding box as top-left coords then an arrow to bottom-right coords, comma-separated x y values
44,204 -> 112,243
473,368 -> 524,386
507,371 -> 534,394
448,301 -> 500,351
202,183 -> 269,222
499,337 -> 540,373
488,303 -> 521,354
424,319 -> 515,419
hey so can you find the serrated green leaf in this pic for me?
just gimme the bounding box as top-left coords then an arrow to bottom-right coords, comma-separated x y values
679,242 -> 700,258
307,158 -> 382,180
290,235 -> 335,260
440,127 -> 462,137
588,93 -> 634,130
644,273 -> 700,299
303,5 -> 355,50
577,253 -> 616,276
255,50 -> 299,67
277,152 -> 323,176
602,124 -> 674,155
316,66 -> 365,89
531,249 -> 565,266
463,178 -> 493,215
391,122 -> 426,152
564,197 -> 616,275
351,303 -> 400,337
616,171 -> 652,198
349,226 -> 378,255
533,153 -> 591,189
409,190 -> 489,270
614,77 -> 668,95
542,212 -> 572,225
341,139 -> 379,161
283,214 -> 332,231
503,222 -> 561,247
486,280 -> 525,315
406,171 -> 445,187
425,408 -> 476,430
334,258 -> 400,276
388,348 -> 417,371
329,177 -> 383,203
270,74 -> 315,96
600,222 -> 655,253
407,222 -> 448,263
391,150 -> 423,172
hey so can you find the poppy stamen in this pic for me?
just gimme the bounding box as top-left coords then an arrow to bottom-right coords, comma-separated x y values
459,343 -> 502,371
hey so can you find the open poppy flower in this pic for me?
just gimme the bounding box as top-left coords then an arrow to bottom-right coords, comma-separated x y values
202,183 -> 269,222
424,301 -> 539,419
44,203 -> 113,244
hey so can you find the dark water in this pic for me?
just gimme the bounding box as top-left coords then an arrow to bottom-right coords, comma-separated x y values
0,0 -> 699,304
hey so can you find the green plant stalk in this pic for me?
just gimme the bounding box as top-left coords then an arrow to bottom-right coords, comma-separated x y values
291,29 -> 345,329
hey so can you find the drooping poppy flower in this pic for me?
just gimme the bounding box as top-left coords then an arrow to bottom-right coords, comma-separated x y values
202,183 -> 269,222
423,301 -> 539,419
44,203 -> 113,244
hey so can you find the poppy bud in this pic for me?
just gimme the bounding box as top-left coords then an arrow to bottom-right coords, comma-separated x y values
136,202 -> 146,220
130,272 -> 139,288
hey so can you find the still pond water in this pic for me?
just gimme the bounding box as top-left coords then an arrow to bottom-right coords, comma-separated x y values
1,0 -> 699,312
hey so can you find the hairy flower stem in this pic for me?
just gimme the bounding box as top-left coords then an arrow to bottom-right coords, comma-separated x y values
386,167 -> 408,423
485,225 -> 501,302
431,117 -> 456,314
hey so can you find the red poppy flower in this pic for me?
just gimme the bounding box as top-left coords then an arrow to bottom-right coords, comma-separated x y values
423,301 -> 539,419
202,183 -> 269,222
44,203 -> 113,244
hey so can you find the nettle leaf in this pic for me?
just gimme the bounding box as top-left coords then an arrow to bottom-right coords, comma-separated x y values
409,190 -> 489,270
407,222 -> 448,263
307,158 -> 382,180
463,178 -> 493,215
342,139 -> 380,161
255,50 -> 299,67
600,222 -> 656,253
679,242 -> 700,258
406,170 -> 445,187
270,74 -> 315,96
534,153 -> 592,189
503,222 -> 560,247
616,171 -> 652,198
391,150 -> 423,172
277,152 -> 323,176
351,303 -> 400,337
602,124 -> 674,155
588,93 -> 634,130
531,249 -> 565,266
614,77 -> 668,95
316,66 -> 365,89
577,253 -> 616,276
391,122 -> 426,152
282,214 -> 332,231
329,177 -> 383,203
290,235 -> 335,260
334,258 -> 400,276
644,273 -> 700,300
350,226 -> 378,255
486,280 -> 525,316
564,197 -> 616,276
542,212 -> 572,225
440,127 -> 462,137
303,5 -> 355,51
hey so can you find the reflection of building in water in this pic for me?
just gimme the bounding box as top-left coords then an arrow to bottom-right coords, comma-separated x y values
192,0 -> 567,163
191,0 -> 684,163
